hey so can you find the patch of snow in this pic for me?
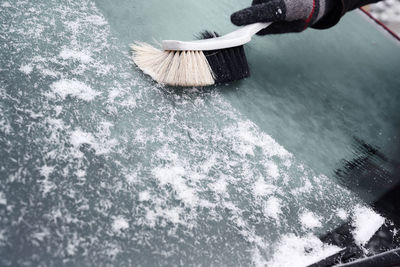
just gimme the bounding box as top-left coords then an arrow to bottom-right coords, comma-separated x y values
266,234 -> 342,267
54,106 -> 63,116
108,88 -> 121,102
0,230 -> 6,245
40,68 -> 59,77
253,178 -> 276,197
40,179 -> 56,196
138,191 -> 150,202
39,165 -> 55,179
19,64 -> 33,74
68,127 -> 115,156
46,118 -> 64,129
50,79 -> 100,101
85,15 -> 107,26
66,241 -> 79,256
266,161 -> 280,179
70,129 -> 96,148
1,2 -> 11,7
154,165 -> 185,186
336,208 -> 349,220
226,120 -> 292,159
300,211 -> 322,229
211,176 -> 228,196
76,169 -> 86,178
264,196 -> 282,221
351,205 -> 385,246
31,229 -> 50,242
112,217 -> 129,233
162,207 -> 183,224
0,192 -> 6,205
252,248 -> 268,267
106,243 -> 122,258
59,48 -> 92,63
145,210 -> 157,228
125,173 -> 137,184
153,166 -> 199,207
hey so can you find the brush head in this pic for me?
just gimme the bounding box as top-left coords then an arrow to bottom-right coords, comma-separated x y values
131,42 -> 215,87
199,31 -> 250,84
131,31 -> 251,87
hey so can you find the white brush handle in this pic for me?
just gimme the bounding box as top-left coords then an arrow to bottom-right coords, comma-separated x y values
162,22 -> 271,51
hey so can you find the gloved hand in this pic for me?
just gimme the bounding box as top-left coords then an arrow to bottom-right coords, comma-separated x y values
231,0 -> 333,34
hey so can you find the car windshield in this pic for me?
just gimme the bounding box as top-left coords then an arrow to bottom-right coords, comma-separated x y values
1,0 -> 400,266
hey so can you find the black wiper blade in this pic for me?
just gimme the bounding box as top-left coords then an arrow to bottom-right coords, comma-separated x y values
336,247 -> 400,267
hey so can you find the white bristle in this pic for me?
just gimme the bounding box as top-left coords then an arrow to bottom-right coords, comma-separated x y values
131,42 -> 215,87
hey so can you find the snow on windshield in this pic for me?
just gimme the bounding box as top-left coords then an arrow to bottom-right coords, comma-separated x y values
0,0 -> 389,265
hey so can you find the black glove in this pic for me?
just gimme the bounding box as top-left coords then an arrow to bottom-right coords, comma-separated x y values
231,0 -> 333,35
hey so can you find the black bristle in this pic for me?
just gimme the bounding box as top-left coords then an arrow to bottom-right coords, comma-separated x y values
198,31 -> 220,39
198,30 -> 250,84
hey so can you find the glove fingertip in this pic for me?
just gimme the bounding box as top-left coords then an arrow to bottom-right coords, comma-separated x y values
230,11 -> 245,26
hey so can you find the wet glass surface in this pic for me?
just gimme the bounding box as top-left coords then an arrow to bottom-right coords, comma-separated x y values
1,0 -> 400,266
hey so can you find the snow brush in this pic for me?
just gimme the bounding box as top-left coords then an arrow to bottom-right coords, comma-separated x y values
131,22 -> 271,87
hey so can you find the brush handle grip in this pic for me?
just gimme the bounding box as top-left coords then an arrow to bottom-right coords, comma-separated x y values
162,22 -> 271,51
223,22 -> 271,39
